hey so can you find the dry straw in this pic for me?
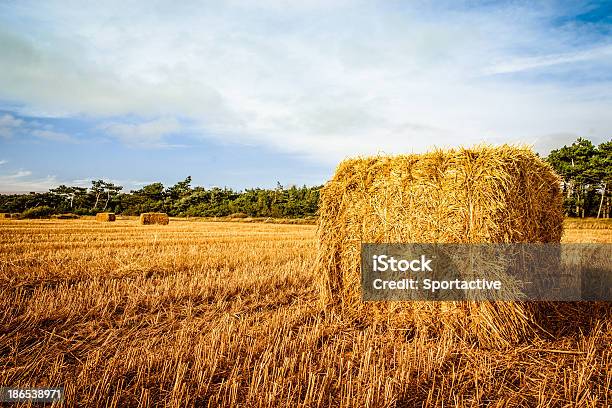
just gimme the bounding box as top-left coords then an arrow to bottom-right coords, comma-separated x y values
140,212 -> 169,225
96,212 -> 116,222
0,213 -> 10,218
317,145 -> 564,348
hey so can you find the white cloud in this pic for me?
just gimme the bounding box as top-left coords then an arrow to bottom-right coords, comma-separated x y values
484,45 -> 612,75
31,129 -> 75,142
0,1 -> 611,162
0,112 -> 79,142
101,117 -> 182,146
0,170 -> 147,193
0,170 -> 59,192
0,160 -> 7,165
0,113 -> 24,138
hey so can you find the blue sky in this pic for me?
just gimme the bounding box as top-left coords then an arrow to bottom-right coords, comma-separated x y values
1,1 -> 611,192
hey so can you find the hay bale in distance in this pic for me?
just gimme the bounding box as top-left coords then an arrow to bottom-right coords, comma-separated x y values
140,212 -> 169,225
52,213 -> 79,220
317,145 -> 564,347
96,212 -> 116,222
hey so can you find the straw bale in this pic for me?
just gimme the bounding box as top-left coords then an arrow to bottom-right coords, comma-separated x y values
140,212 -> 169,225
317,145 -> 564,347
96,212 -> 116,222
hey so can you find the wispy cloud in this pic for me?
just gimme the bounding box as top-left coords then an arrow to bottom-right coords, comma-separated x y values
31,129 -> 76,143
101,117 -> 182,147
0,112 -> 79,143
0,170 -> 151,193
484,44 -> 612,75
0,1 -> 610,164
0,113 -> 24,138
0,170 -> 59,192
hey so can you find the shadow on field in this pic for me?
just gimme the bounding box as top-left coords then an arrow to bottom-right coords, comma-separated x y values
533,301 -> 611,339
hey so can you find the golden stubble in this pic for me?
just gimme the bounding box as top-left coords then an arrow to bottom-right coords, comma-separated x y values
0,218 -> 610,407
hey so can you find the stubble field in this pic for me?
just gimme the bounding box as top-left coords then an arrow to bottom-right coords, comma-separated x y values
0,218 -> 610,407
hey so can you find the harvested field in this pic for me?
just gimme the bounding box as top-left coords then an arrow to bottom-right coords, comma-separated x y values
0,218 -> 610,407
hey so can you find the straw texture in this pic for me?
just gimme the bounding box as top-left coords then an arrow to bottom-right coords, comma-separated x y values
96,212 -> 116,222
317,145 -> 564,347
140,213 -> 169,225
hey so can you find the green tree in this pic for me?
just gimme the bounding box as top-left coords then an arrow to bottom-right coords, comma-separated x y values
102,182 -> 123,211
90,180 -> 106,210
547,137 -> 612,217
591,141 -> 612,218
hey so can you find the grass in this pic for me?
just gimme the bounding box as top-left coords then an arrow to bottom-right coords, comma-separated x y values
0,218 -> 610,407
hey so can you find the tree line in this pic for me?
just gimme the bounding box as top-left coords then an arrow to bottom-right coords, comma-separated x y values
0,137 -> 610,218
0,177 -> 320,218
